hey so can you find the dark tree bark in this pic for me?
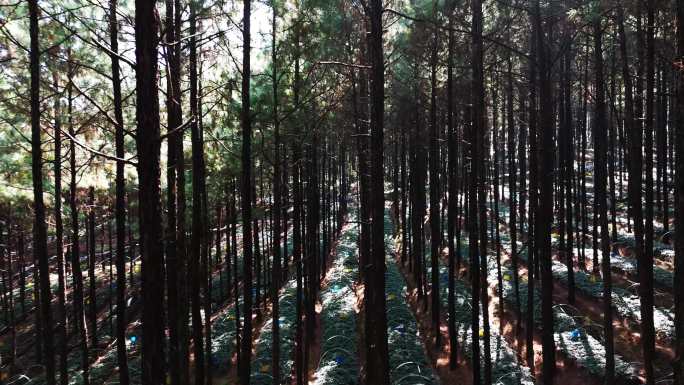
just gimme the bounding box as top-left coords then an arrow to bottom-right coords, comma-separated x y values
108,221 -> 113,337
292,12 -> 304,383
19,232 -> 25,317
525,12 -> 538,370
231,182 -> 242,376
674,0 -> 684,383
410,79 -> 427,303
559,18 -> 575,305
28,1 -> 55,382
52,69 -> 69,385
189,1 -> 206,382
592,7 -> 615,382
271,3 -> 282,383
580,38 -> 589,272
108,0 -> 130,382
134,0 -> 166,380
491,82 -> 503,335
305,127 -> 320,379
239,0 -> 254,382
3,218 -> 16,368
641,1 -> 657,382
446,3 -> 458,368
470,0 -> 484,382
33,240 -> 42,363
364,0 -> 390,383
428,21 -> 441,348
618,4 -> 648,385
164,0 -> 185,381
87,187 -> 98,351
535,1 -> 556,382
506,56 -> 520,335
200,61 -> 213,385
175,0 -> 190,379
67,44 -> 90,385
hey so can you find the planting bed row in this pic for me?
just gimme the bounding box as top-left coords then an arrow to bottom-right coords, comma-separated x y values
505,231 -> 675,344
313,212 -> 360,385
249,276 -> 298,384
384,209 -> 438,385
494,230 -> 640,383
429,251 -> 535,385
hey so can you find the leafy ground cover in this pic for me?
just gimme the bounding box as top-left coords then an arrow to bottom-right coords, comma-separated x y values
249,276 -> 299,384
428,251 -> 536,385
384,209 -> 439,385
495,229 -> 641,383
510,234 -> 675,343
313,211 -> 360,385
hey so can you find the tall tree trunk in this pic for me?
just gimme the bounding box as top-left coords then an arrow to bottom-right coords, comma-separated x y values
108,0 -> 130,382
506,56 -> 520,335
19,232 -> 25,318
592,7 -> 615,382
641,1 -> 657,383
526,13 -> 538,370
3,218 -> 16,368
470,0 -> 484,382
87,187 -> 98,351
28,2 -> 55,382
52,70 -> 69,385
364,0 -> 389,383
175,0 -> 190,379
67,49 -> 89,385
134,0 -> 166,380
618,4 -> 647,385
271,3 -> 282,383
561,20 -> 575,305
429,22 -> 441,348
231,182 -> 242,376
199,71 -> 212,385
446,8 -> 458,368
535,1 -> 556,382
239,0 -> 254,382
674,0 -> 684,383
164,0 -> 184,381
189,1 -> 206,382
580,38 -> 589,272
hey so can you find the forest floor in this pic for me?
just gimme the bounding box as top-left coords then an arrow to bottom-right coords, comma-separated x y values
0,183 -> 678,385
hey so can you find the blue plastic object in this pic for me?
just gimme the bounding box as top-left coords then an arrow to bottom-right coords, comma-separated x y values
569,328 -> 581,340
